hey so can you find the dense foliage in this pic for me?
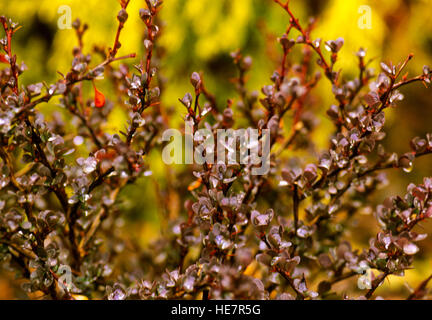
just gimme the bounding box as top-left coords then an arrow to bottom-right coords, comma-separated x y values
1,0 -> 432,300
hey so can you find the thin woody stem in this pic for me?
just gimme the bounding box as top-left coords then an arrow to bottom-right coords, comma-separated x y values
365,272 -> 389,299
273,0 -> 333,82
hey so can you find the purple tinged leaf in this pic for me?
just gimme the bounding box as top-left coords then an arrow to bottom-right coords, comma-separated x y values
364,91 -> 381,107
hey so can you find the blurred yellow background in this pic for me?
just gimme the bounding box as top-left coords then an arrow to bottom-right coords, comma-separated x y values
1,0 -> 432,299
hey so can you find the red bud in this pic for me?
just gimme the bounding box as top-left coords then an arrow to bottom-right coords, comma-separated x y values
0,54 -> 8,64
93,82 -> 105,108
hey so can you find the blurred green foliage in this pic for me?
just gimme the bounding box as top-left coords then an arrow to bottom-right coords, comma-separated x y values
1,0 -> 432,298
